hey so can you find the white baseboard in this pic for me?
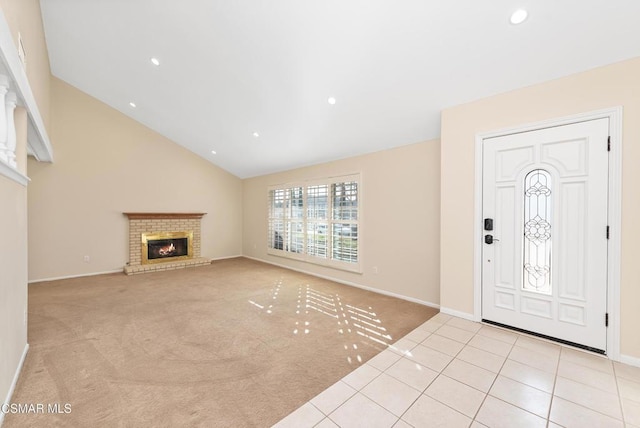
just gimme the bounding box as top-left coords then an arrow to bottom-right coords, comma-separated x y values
439,307 -> 476,322
28,269 -> 123,284
211,255 -> 243,261
27,255 -> 244,283
242,256 -> 440,309
619,353 -> 640,368
1,343 -> 29,427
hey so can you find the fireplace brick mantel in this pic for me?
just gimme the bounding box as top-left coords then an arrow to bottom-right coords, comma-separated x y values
123,212 -> 210,275
123,212 -> 207,220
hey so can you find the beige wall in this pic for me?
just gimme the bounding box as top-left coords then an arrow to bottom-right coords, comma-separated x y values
0,0 -> 47,413
243,140 -> 441,305
441,57 -> 640,359
27,78 -> 243,281
0,0 -> 51,129
0,150 -> 28,412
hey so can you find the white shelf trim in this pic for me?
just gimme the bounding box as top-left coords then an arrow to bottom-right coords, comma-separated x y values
0,8 -> 53,164
0,158 -> 28,185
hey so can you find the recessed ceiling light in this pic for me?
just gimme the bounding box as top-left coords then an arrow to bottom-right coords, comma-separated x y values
129,102 -> 136,108
327,97 -> 337,105
510,9 -> 528,25
211,150 -> 217,155
253,132 -> 260,138
150,57 -> 160,66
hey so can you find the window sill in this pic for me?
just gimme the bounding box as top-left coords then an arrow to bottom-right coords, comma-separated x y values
267,249 -> 362,274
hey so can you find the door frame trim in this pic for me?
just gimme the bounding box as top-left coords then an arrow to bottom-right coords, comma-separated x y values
473,106 -> 623,360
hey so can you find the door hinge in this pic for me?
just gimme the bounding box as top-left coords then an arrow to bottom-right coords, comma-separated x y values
606,226 -> 610,239
605,313 -> 609,327
608,136 -> 611,151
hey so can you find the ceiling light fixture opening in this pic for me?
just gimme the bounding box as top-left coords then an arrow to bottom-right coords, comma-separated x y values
150,57 -> 160,66
510,9 -> 528,25
211,150 -> 217,155
327,97 -> 337,105
253,132 -> 260,138
129,102 -> 136,108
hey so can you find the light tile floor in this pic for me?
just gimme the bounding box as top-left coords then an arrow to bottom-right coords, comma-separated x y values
274,313 -> 640,427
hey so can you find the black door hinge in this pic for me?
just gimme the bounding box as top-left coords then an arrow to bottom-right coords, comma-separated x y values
606,226 -> 610,240
608,136 -> 611,151
605,313 -> 609,327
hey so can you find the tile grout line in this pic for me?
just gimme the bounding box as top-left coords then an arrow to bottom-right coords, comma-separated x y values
330,330 -> 429,426
465,325 -> 572,424
393,317 -> 477,426
310,317 -> 442,427
309,402 -> 327,427
545,344 -> 563,426
305,315 -> 634,428
557,348 -> 628,423
468,324 -> 515,425
612,362 -> 626,425
413,318 -> 491,423
387,328 -> 444,426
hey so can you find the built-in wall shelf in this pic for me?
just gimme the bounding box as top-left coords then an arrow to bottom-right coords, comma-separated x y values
0,8 -> 53,186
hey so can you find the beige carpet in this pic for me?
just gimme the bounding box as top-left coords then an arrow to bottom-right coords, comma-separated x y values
5,258 -> 437,427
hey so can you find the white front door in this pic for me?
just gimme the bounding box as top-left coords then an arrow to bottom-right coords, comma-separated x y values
482,118 -> 609,352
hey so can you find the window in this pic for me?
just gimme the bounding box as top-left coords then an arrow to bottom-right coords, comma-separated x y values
268,174 -> 360,272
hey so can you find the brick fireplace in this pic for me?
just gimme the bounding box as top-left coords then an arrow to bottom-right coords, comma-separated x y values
123,212 -> 212,275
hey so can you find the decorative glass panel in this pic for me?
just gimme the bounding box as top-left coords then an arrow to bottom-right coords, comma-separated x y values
523,169 -> 552,294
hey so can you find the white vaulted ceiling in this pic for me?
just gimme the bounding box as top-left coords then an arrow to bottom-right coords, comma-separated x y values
39,0 -> 640,178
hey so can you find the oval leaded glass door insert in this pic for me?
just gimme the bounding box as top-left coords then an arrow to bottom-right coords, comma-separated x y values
523,169 -> 552,294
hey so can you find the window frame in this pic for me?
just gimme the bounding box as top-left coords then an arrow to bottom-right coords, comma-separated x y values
267,173 -> 362,273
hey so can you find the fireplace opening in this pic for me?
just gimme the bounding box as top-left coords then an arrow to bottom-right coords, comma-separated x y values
141,231 -> 194,264
148,238 -> 188,260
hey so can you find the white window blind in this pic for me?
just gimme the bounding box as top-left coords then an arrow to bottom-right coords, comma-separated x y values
306,184 -> 329,259
267,174 -> 360,272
